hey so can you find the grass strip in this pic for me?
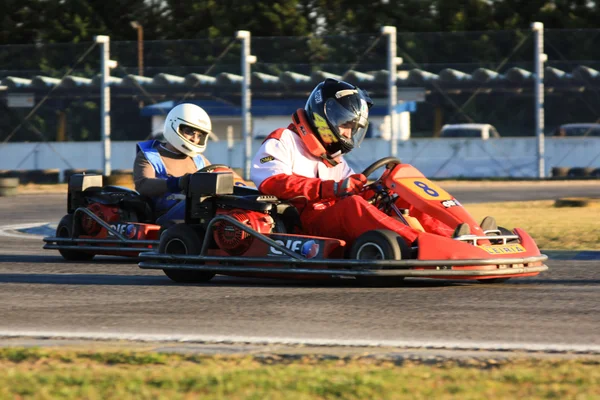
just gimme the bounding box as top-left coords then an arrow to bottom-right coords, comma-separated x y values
0,348 -> 598,399
465,200 -> 599,250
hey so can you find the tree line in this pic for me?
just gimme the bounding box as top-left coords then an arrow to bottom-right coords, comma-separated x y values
2,0 -> 599,44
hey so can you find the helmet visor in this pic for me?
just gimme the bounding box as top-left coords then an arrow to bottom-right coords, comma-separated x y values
179,124 -> 211,147
324,97 -> 369,149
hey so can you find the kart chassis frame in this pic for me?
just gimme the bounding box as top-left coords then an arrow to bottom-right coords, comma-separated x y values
138,214 -> 549,278
43,206 -> 158,253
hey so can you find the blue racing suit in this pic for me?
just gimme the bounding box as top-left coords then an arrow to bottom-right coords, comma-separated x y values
136,140 -> 205,221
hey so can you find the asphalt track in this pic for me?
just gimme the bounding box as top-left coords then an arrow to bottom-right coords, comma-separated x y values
0,185 -> 598,356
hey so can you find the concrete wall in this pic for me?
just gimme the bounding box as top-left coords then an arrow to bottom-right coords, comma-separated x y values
1,137 -> 598,179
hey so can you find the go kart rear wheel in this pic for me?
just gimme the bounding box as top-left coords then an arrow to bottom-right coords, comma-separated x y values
158,223 -> 215,283
349,229 -> 410,287
157,220 -> 176,241
56,214 -> 95,261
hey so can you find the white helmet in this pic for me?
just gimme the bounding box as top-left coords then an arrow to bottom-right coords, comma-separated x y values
163,103 -> 213,157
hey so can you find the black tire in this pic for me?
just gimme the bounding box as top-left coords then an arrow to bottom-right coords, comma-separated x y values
157,220 -> 177,239
349,229 -> 410,287
567,167 -> 594,178
551,166 -> 570,178
23,169 -> 60,184
104,172 -> 133,187
55,214 -> 95,261
158,223 -> 214,283
152,220 -> 177,251
0,177 -> 19,197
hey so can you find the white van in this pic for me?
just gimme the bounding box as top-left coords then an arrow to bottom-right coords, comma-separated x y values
552,123 -> 600,137
439,123 -> 501,140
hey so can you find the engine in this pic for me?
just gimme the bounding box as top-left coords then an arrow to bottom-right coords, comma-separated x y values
213,209 -> 275,255
80,203 -> 120,235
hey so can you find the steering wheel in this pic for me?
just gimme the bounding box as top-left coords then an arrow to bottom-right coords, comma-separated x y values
198,164 -> 232,173
360,157 -> 403,206
361,157 -> 403,179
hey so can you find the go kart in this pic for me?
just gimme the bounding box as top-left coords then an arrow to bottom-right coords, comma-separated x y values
138,157 -> 548,285
42,173 -> 161,260
43,165 -> 249,261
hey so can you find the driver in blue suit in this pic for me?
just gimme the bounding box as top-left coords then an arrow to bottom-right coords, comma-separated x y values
133,103 -> 244,222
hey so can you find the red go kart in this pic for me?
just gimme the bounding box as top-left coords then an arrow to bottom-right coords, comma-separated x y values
43,173 -> 162,260
138,157 -> 548,285
42,166 -> 259,261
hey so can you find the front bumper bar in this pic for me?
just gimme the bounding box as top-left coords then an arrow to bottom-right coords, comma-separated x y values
139,252 -> 548,277
139,214 -> 548,277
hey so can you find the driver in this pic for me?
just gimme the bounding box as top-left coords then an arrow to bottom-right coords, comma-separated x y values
134,102 -> 244,221
250,78 -> 496,246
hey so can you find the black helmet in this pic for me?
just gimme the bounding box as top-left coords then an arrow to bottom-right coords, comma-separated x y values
304,78 -> 373,157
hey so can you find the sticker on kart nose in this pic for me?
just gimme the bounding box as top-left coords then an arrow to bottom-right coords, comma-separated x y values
441,199 -> 461,208
268,236 -> 322,258
398,179 -> 453,201
109,223 -> 138,239
480,244 -> 526,254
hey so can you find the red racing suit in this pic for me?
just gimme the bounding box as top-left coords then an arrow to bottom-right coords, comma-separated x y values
250,125 -> 454,246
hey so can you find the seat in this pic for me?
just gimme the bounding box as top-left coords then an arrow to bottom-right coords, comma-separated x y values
119,195 -> 155,223
83,185 -> 141,205
275,203 -> 302,233
215,194 -> 275,212
103,185 -> 141,195
232,185 -> 261,196
84,185 -> 155,223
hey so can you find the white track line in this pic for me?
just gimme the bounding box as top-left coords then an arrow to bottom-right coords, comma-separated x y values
0,222 -> 52,240
0,331 -> 598,353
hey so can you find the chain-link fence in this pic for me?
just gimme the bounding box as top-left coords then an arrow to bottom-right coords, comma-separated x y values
0,28 -> 599,177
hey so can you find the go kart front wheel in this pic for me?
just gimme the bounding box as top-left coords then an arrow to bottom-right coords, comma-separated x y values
56,214 -> 95,261
349,229 -> 410,287
158,223 -> 215,283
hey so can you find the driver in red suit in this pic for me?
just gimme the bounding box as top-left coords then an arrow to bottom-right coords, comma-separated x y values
250,78 -> 494,247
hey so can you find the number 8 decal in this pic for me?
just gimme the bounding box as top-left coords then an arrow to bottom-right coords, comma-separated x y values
414,181 -> 439,197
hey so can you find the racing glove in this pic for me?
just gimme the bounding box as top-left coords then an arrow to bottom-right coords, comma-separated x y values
320,173 -> 368,199
166,173 -> 191,194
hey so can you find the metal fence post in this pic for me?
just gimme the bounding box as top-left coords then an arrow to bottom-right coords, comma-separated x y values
532,22 -> 547,179
381,26 -> 402,156
227,125 -> 234,167
236,30 -> 257,180
94,35 -> 116,177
